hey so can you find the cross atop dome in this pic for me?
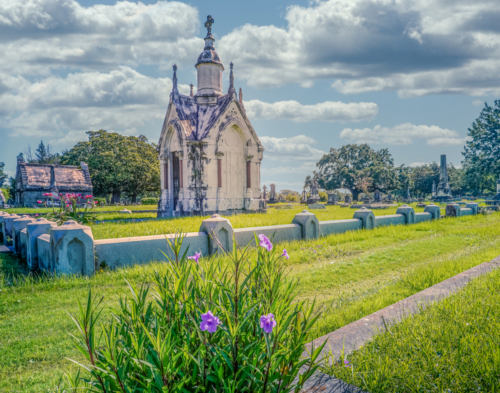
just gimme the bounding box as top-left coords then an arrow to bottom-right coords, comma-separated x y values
205,15 -> 214,37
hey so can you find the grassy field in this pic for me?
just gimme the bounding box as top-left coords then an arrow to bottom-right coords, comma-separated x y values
89,203 -> 433,240
1,205 -> 158,214
325,267 -> 500,392
1,212 -> 500,392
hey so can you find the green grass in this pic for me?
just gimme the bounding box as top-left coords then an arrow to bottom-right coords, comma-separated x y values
324,267 -> 500,392
94,212 -> 157,221
1,205 -> 158,214
1,212 -> 499,392
89,203 -> 432,240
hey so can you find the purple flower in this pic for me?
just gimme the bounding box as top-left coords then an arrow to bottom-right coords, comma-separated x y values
260,313 -> 277,334
200,311 -> 220,333
281,249 -> 289,259
188,252 -> 201,264
258,234 -> 273,252
344,360 -> 350,368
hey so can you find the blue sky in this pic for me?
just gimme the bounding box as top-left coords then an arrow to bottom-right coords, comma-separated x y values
1,0 -> 499,191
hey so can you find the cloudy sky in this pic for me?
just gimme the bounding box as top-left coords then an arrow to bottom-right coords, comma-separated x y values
1,0 -> 499,191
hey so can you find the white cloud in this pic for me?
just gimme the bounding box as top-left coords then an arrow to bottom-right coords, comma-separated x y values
408,162 -> 430,167
473,99 -> 484,106
219,0 -> 500,96
340,123 -> 459,145
245,100 -> 378,122
426,137 -> 467,146
263,162 -> 317,176
1,67 -> 191,141
260,135 -> 326,161
0,0 -> 202,75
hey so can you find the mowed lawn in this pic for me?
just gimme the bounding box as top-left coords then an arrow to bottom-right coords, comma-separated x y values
326,266 -> 500,392
89,203 -> 434,239
1,211 -> 499,392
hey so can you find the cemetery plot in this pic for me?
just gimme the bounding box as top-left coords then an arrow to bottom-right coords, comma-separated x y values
1,213 -> 499,392
326,267 -> 500,392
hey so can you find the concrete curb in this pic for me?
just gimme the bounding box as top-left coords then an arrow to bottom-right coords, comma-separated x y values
299,255 -> 500,392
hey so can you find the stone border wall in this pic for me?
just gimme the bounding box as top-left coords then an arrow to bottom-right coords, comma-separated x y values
0,202 -> 481,276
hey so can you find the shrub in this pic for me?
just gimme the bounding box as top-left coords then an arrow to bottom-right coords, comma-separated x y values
93,197 -> 106,205
319,191 -> 328,202
141,197 -> 159,205
67,233 -> 324,392
286,194 -> 299,202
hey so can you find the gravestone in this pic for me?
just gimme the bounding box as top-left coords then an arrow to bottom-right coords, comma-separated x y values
301,189 -> 307,204
373,190 -> 381,203
262,185 -> 267,200
345,195 -> 352,204
326,192 -> 339,205
0,189 -> 5,208
307,179 -> 321,204
268,184 -> 277,203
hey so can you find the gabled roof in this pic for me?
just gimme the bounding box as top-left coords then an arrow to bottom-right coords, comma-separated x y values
172,94 -> 233,141
17,163 -> 92,191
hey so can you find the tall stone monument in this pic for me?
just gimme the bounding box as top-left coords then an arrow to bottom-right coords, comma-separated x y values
432,181 -> 436,198
434,154 -> 453,202
262,185 -> 267,200
307,179 -> 321,204
268,184 -> 277,203
301,189 -> 307,204
373,190 -> 381,203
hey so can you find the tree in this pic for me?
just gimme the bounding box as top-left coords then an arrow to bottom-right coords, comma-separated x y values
61,130 -> 160,203
0,162 -> 7,187
315,144 -> 398,201
463,100 -> 500,180
24,141 -> 60,164
410,163 -> 440,198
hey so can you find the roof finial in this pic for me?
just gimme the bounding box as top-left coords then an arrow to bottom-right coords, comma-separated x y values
228,61 -> 236,97
205,15 -> 214,38
239,87 -> 245,110
171,64 -> 179,96
190,83 -> 194,97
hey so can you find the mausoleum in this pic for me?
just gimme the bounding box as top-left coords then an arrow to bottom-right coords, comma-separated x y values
14,154 -> 93,207
157,15 -> 265,217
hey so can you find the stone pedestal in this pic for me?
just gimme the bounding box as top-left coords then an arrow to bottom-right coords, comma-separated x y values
424,203 -> 441,220
396,205 -> 416,224
2,214 -> 20,246
353,207 -> 375,229
326,192 -> 339,205
13,216 -> 35,255
292,210 -> 319,240
27,218 -> 58,270
50,220 -> 95,275
445,203 -> 461,217
199,214 -> 234,254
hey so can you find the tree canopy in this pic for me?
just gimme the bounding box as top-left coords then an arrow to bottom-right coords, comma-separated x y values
61,130 -> 160,203
315,144 -> 398,200
24,141 -> 61,164
0,162 -> 7,188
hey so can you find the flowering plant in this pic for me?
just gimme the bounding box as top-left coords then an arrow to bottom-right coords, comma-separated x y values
43,192 -> 97,225
67,232 -> 325,392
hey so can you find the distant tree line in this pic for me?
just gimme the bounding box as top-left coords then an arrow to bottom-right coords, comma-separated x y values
12,131 -> 160,204
306,100 -> 500,199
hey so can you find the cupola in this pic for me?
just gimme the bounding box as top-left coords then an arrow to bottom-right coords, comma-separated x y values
195,15 -> 224,101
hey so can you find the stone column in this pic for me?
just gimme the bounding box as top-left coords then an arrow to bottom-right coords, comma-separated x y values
2,214 -> 20,246
27,218 -> 58,270
292,210 -> 319,240
199,214 -> 234,255
50,220 -> 95,275
13,216 -> 34,256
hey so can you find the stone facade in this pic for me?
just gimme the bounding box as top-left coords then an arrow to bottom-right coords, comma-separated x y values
157,16 -> 265,217
14,155 -> 92,207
